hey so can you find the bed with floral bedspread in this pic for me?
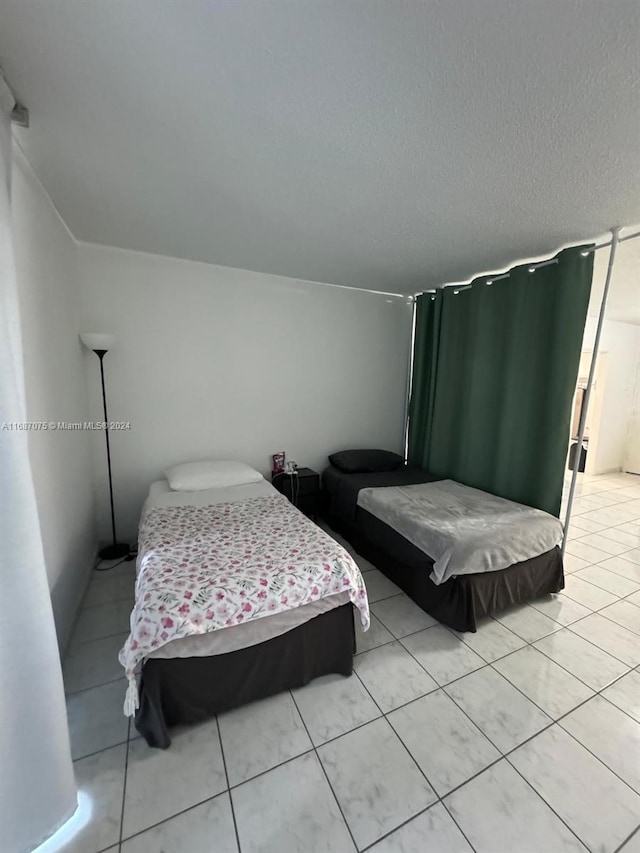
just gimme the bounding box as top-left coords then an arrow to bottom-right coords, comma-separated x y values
119,493 -> 370,717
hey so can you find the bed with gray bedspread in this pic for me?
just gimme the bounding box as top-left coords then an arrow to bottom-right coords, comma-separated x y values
321,465 -> 565,632
357,479 -> 563,585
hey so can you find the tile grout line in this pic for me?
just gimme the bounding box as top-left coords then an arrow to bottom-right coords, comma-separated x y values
117,722 -> 131,849
554,711 -> 640,799
317,663 -> 484,853
528,603 -> 639,669
560,581 -> 634,613
614,825 -> 640,853
500,643 -> 639,726
68,626 -> 133,648
593,554 -> 640,578
347,674 -> 442,852
490,623 -> 639,723
343,651 -> 600,849
561,618 -> 638,668
72,734 -> 131,764
574,527 -> 640,549
568,498 -> 640,515
64,674 -> 126,698
570,521 -> 640,539
118,787 -> 246,848
440,614 -> 640,802
568,574 -> 640,604
372,612 -> 640,751
287,690 -> 361,853
456,602 -> 639,787
80,597 -> 135,613
565,556 -> 640,586
117,712 -> 265,847
607,586 -> 640,609
335,634 -> 573,847
441,670 -> 640,849
215,715 -> 243,853
367,583 -> 640,797
502,751 -> 616,851
350,666 -> 484,853
567,548 -> 640,568
438,799 -> 481,853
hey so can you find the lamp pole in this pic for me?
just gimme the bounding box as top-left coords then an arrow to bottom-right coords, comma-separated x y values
94,349 -> 119,551
80,333 -> 130,562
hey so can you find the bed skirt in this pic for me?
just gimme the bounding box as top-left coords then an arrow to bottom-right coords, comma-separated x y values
135,602 -> 355,748
325,509 -> 564,633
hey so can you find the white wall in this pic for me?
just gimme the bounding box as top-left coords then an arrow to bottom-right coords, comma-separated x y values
78,243 -> 413,543
582,315 -> 640,474
11,147 -> 97,650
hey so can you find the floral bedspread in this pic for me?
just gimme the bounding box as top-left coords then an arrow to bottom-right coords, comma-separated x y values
119,495 -> 369,715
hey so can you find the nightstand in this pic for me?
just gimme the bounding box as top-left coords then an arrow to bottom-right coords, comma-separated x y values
272,467 -> 320,518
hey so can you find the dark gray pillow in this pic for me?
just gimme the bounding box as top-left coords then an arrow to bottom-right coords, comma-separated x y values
328,449 -> 404,474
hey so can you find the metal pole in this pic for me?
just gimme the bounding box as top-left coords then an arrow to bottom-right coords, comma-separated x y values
403,297 -> 418,461
561,227 -> 621,555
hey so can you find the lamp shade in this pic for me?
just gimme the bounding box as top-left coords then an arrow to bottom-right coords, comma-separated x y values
79,332 -> 115,352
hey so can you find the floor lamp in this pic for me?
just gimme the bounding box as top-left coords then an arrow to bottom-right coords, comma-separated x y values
80,333 -> 130,561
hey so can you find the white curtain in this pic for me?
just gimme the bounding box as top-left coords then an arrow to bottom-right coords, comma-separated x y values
0,76 -> 77,852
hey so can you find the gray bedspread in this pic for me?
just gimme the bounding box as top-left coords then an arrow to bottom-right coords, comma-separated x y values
357,479 -> 563,585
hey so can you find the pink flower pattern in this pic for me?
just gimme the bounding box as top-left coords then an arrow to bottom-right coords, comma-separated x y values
119,496 -> 369,681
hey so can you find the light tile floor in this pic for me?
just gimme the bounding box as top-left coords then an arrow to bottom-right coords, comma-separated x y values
61,471 -> 640,852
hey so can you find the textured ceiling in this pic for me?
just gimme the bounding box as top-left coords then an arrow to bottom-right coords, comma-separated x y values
1,0 -> 639,303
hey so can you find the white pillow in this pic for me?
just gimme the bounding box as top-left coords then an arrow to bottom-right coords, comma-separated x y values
164,460 -> 264,491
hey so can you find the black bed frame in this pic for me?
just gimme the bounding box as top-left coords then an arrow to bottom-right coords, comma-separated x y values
135,602 -> 354,748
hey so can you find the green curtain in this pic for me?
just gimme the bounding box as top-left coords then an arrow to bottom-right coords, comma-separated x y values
407,246 -> 593,517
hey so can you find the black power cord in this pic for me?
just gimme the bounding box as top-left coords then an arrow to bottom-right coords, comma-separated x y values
272,468 -> 300,507
94,547 -> 138,572
94,556 -> 128,572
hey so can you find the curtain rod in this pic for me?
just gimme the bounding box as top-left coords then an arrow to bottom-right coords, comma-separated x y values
423,257 -> 559,298
580,228 -> 639,256
419,226 -> 640,296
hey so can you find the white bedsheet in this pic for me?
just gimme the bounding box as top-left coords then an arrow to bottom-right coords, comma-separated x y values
358,479 -> 563,585
141,479 -> 350,659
